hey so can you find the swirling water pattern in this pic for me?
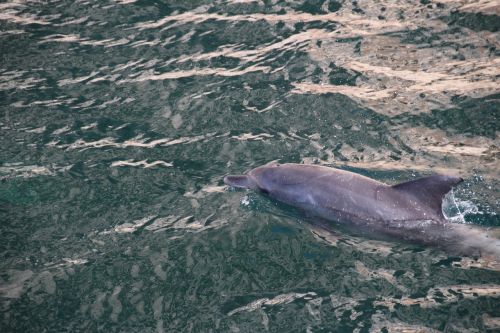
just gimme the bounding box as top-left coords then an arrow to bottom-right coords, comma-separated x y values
1,0 -> 499,332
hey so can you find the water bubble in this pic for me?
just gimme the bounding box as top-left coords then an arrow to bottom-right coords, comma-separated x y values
241,195 -> 250,206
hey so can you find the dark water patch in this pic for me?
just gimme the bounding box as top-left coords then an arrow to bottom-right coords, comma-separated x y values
135,0 -> 213,14
432,256 -> 462,268
334,36 -> 363,44
394,93 -> 500,139
328,62 -> 361,86
295,0 -> 329,15
206,0 -> 282,16
289,0 -> 342,15
351,0 -> 365,15
295,20 -> 337,32
443,11 -> 500,33
460,211 -> 500,227
188,19 -> 293,50
389,27 -> 441,45
0,179 -> 46,205
136,0 -> 177,16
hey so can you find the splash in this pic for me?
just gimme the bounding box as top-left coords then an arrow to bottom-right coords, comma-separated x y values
241,195 -> 251,206
442,190 -> 481,223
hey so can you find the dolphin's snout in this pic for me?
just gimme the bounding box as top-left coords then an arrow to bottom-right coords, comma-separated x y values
224,175 -> 255,189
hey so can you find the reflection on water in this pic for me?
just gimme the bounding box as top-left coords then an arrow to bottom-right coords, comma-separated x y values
1,0 -> 499,331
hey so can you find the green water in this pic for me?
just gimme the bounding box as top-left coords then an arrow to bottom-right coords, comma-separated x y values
1,0 -> 499,332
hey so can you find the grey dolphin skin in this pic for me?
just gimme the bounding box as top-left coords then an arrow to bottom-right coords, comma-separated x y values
225,162 -> 500,257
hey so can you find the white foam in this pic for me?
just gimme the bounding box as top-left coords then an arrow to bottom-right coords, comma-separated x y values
110,159 -> 173,168
241,195 -> 251,206
228,292 -> 317,316
442,190 -> 481,223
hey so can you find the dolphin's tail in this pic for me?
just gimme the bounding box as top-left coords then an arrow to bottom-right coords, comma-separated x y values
224,175 -> 256,189
449,224 -> 500,259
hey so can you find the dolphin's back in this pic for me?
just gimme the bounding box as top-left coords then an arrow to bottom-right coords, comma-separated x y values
248,164 -> 389,222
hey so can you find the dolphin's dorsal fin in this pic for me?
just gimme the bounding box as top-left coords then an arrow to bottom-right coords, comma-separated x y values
392,174 -> 463,218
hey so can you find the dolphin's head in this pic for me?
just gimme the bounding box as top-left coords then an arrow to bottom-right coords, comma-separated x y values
224,162 -> 282,193
246,164 -> 280,194
225,162 -> 317,197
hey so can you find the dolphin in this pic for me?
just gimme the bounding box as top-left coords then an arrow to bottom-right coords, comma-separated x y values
224,162 -> 500,257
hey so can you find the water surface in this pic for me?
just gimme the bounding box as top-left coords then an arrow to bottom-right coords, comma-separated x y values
1,0 -> 499,332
